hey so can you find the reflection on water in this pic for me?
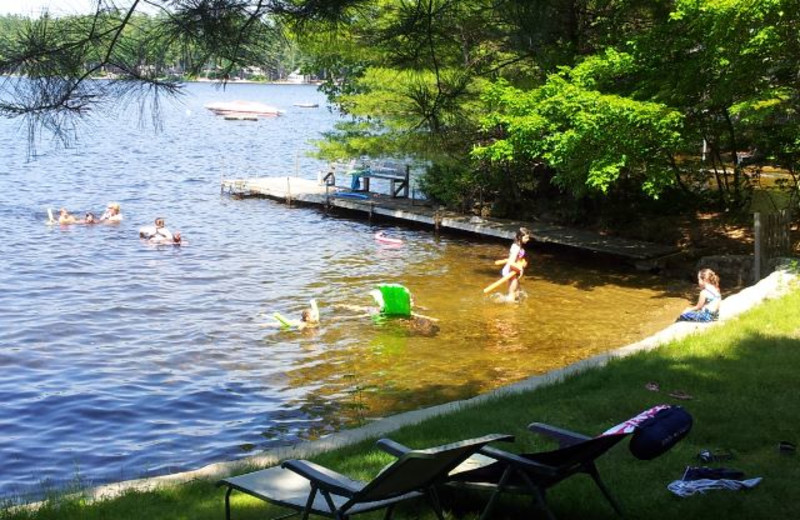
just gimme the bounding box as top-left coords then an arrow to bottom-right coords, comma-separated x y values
0,82 -> 693,500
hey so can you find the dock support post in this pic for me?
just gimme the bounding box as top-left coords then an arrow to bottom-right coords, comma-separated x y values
753,212 -> 762,283
434,210 -> 442,233
286,177 -> 292,207
369,202 -> 375,221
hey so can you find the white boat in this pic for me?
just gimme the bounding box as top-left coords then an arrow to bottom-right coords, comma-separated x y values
293,102 -> 319,108
223,114 -> 259,121
204,100 -> 283,117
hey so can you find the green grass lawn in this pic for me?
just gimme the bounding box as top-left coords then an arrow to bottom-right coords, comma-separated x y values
4,285 -> 799,520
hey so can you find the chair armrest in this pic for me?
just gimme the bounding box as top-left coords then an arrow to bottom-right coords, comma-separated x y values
281,459 -> 361,497
478,446 -> 559,477
528,422 -> 592,448
376,438 -> 412,457
381,433 -> 514,459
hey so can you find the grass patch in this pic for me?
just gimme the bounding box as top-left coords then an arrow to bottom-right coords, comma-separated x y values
3,287 -> 800,520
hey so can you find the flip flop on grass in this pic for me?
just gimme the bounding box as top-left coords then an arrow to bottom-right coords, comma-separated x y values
697,449 -> 735,463
668,390 -> 693,400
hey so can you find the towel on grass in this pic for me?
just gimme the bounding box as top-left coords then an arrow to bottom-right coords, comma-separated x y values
668,477 -> 762,497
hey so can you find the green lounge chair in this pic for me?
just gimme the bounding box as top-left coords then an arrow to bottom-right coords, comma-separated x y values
218,433 -> 513,520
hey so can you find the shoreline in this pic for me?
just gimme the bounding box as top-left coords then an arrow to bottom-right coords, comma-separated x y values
29,267 -> 794,507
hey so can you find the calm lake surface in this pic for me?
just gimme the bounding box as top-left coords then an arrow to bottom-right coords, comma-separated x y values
0,82 -> 692,500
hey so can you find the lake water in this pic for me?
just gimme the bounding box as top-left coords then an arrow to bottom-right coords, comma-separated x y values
0,82 -> 692,500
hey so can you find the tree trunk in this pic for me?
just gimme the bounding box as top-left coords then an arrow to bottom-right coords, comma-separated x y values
723,108 -> 742,206
668,156 -> 690,194
709,145 -> 728,207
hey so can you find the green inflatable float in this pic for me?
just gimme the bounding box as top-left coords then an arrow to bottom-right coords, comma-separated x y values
370,284 -> 412,317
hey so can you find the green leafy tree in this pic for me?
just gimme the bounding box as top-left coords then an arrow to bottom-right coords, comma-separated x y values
473,65 -> 683,201
626,0 -> 800,208
299,1 -> 689,214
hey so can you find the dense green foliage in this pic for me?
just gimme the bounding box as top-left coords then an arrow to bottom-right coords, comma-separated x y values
299,0 -> 799,221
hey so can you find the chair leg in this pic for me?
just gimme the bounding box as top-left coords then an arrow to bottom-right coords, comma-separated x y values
224,487 -> 233,520
533,487 -> 556,520
427,487 -> 446,520
477,466 -> 513,520
302,485 -> 319,520
586,464 -> 624,516
517,472 -> 556,520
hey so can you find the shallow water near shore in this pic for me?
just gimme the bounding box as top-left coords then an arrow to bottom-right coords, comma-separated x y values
0,82 -> 692,500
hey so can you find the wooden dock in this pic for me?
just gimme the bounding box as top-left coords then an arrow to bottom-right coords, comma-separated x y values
220,176 -> 679,264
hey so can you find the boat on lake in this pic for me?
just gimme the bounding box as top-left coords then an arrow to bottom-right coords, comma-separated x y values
223,114 -> 259,121
293,102 -> 319,108
204,100 -> 283,117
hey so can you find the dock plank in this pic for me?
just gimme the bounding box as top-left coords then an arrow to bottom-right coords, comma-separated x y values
221,176 -> 678,262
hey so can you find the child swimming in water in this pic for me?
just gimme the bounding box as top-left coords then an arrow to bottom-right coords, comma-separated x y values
299,299 -> 320,328
268,299 -> 320,330
677,268 -> 721,322
100,202 -> 122,222
58,208 -> 78,225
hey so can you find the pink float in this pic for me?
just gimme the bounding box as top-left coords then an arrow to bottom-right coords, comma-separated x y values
374,231 -> 403,245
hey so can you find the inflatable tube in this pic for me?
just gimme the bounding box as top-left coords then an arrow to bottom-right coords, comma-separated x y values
374,231 -> 403,245
376,284 -> 412,317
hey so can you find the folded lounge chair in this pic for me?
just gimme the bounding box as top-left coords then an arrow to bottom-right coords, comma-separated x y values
218,433 -> 513,520
447,405 -> 692,520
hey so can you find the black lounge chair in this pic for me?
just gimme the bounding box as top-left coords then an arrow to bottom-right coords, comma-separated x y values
447,407 -> 691,520
218,433 -> 513,520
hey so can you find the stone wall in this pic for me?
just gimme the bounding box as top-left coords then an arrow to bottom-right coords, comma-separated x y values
697,255 -> 798,286
696,255 -> 755,286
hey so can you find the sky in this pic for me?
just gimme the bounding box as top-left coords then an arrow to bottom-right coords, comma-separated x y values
0,1 -> 162,18
0,0 -> 95,17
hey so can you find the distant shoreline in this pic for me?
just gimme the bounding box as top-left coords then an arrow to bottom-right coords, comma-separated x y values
191,77 -> 324,86
0,73 -> 324,86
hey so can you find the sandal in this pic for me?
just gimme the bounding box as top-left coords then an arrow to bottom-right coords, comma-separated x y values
778,441 -> 796,454
697,449 -> 735,463
668,390 -> 693,400
645,381 -> 660,392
